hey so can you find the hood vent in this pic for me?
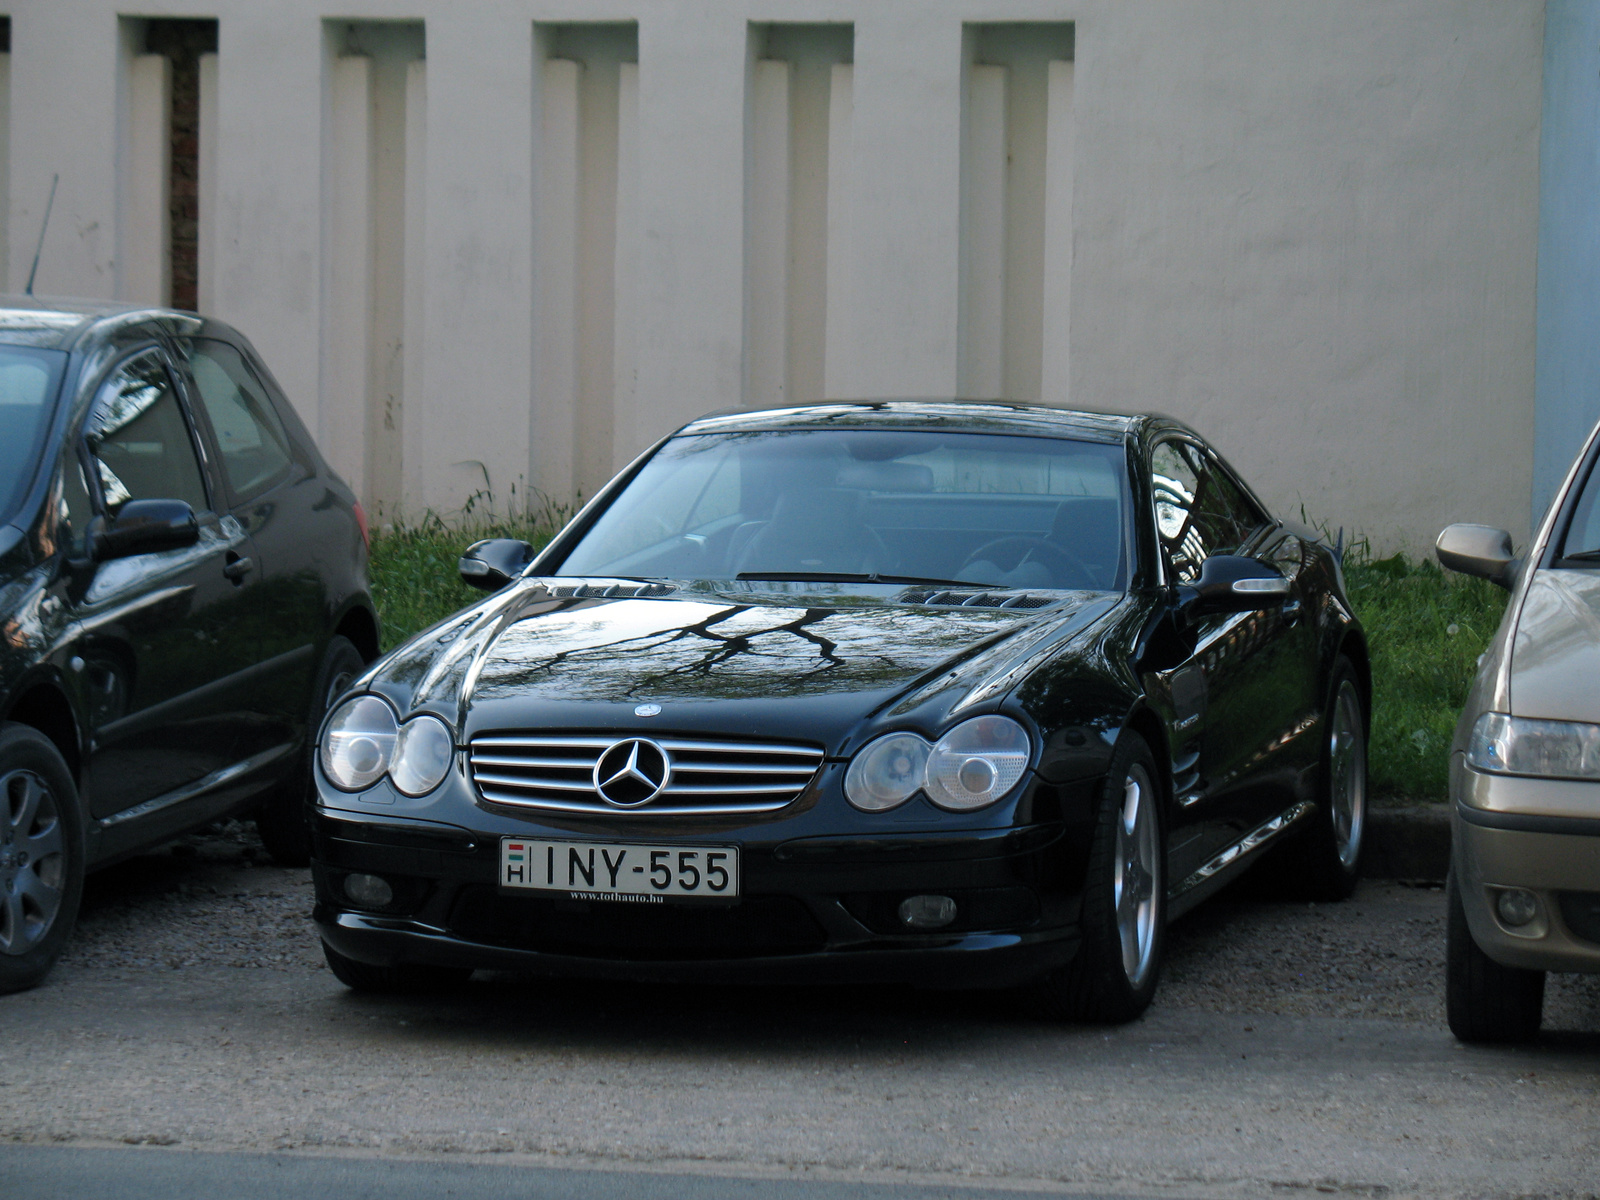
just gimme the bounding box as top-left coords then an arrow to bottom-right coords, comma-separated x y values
896,588 -> 1059,610
541,580 -> 676,600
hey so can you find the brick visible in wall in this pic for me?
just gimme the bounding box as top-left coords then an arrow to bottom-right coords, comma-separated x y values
146,19 -> 217,313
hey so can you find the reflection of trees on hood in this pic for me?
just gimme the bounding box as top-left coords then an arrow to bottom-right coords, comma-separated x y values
470,598 -> 1019,702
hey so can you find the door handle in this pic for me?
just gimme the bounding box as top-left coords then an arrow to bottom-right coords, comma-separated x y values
223,554 -> 253,582
1281,597 -> 1303,626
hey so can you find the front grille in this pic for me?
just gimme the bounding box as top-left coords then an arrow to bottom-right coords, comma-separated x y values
896,588 -> 1058,610
469,733 -> 825,816
448,887 -> 827,959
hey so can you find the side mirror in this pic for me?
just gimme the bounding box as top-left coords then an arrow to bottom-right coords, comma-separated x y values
89,499 -> 200,562
459,538 -> 535,591
1436,523 -> 1516,589
1178,554 -> 1291,620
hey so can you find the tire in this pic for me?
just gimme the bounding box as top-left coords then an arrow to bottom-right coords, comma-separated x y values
1031,732 -> 1165,1024
257,634 -> 368,867
1268,658 -> 1367,901
1446,871 -> 1543,1044
322,940 -> 472,995
0,724 -> 86,994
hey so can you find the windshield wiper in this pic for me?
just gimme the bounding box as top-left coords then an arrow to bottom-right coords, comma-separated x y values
735,571 -> 982,588
1562,549 -> 1600,562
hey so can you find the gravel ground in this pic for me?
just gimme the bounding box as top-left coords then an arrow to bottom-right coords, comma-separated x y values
59,821 -> 1600,1032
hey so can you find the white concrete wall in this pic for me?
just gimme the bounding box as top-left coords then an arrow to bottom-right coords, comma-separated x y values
2,0 -> 1545,552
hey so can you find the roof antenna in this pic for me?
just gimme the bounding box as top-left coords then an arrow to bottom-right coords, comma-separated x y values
24,173 -> 60,297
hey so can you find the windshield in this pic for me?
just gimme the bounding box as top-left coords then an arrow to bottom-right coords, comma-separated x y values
0,346 -> 69,524
553,429 -> 1129,591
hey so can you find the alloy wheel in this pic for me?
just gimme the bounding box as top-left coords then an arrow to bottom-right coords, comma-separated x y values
0,769 -> 66,956
1329,681 -> 1367,871
1114,764 -> 1160,987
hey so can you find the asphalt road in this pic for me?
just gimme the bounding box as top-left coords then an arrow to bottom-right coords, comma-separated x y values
2,825 -> 1598,1199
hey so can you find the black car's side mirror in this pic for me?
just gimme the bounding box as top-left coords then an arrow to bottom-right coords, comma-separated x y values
89,499 -> 200,562
459,538 -> 535,591
1177,554 -> 1291,621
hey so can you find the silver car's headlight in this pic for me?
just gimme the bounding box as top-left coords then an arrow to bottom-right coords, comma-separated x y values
845,716 -> 1031,813
321,696 -> 457,795
390,714 -> 456,796
1467,711 -> 1600,780
924,716 -> 1032,811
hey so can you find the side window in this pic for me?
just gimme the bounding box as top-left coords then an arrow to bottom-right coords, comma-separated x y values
86,350 -> 210,517
1150,441 -> 1264,582
181,339 -> 294,500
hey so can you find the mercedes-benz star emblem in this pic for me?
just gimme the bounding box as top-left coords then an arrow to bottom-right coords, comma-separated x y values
634,703 -> 661,717
593,738 -> 671,807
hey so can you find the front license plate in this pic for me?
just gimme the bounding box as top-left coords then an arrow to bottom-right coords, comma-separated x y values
500,838 -> 740,903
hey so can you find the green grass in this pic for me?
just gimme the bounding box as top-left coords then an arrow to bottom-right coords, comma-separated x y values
368,526 -> 1503,802
369,517 -> 555,651
1343,552 -> 1507,800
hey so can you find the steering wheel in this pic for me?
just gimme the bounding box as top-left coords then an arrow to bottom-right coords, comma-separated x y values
957,537 -> 1098,590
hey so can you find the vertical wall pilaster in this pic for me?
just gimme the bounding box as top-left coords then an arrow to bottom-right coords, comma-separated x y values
823,63 -> 854,399
320,53 -> 372,499
418,12 -> 534,516
743,57 -> 792,408
959,62 -> 1007,399
534,56 -> 582,508
1040,60 -> 1075,408
0,52 -> 10,288
123,52 -> 171,305
196,51 -> 218,315
635,15 -> 748,450
847,15 -> 964,396
401,59 -> 427,514
612,61 -> 641,465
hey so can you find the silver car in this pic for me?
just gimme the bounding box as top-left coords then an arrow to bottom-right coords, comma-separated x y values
1437,433 -> 1600,1042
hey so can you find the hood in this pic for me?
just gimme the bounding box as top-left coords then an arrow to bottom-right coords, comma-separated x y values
1508,569 -> 1600,723
368,582 -> 1117,752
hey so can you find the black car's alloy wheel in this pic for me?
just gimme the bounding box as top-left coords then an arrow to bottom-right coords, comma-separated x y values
1446,870 -> 1544,1043
1266,657 -> 1367,901
321,941 -> 472,995
1031,731 -> 1165,1024
258,634 -> 368,867
0,724 -> 85,994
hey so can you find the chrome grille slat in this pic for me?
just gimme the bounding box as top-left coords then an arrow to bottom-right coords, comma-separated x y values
469,731 -> 824,815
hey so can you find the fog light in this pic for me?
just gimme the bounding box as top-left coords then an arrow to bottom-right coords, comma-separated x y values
344,873 -> 394,909
899,894 -> 957,930
1496,888 -> 1540,928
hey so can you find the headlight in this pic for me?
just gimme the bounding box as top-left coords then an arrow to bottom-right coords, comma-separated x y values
845,716 -> 1031,813
844,732 -> 930,811
1467,712 -> 1600,780
320,696 -> 456,795
321,696 -> 398,791
390,714 -> 456,796
924,715 -> 1031,811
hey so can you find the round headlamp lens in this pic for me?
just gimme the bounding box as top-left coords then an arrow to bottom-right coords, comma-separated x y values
845,732 -> 931,812
924,715 -> 1030,811
391,715 -> 455,797
321,695 -> 398,791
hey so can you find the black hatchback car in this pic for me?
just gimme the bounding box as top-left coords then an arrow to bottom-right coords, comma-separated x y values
313,401 -> 1368,1022
1,298 -> 378,992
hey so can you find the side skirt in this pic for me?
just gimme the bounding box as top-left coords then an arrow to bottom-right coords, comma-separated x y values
1166,799 -> 1315,919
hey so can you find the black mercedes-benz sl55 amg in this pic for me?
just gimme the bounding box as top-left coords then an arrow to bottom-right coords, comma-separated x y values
312,401 -> 1369,1022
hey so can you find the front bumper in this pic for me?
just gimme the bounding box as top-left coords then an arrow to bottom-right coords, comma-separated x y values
309,804 -> 1086,989
1452,758 -> 1600,973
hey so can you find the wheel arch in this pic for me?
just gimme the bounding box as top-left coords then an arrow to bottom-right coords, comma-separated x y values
1331,629 -> 1372,730
333,600 -> 381,664
1120,703 -> 1174,808
3,679 -> 83,782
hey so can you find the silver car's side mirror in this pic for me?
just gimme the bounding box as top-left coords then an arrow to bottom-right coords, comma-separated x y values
1436,523 -> 1516,589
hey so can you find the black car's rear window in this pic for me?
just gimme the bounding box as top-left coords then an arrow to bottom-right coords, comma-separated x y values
553,429 -> 1130,591
0,346 -> 69,524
